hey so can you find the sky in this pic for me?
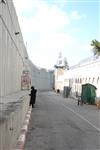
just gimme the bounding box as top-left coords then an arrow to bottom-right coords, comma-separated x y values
13,0 -> 100,70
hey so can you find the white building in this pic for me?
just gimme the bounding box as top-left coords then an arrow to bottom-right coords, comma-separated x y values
55,54 -> 100,99
64,57 -> 100,98
54,53 -> 69,92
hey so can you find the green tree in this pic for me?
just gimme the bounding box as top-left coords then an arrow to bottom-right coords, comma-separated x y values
91,39 -> 100,56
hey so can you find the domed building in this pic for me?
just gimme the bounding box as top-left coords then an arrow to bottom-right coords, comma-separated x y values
54,52 -> 100,107
55,52 -> 69,69
54,52 -> 69,92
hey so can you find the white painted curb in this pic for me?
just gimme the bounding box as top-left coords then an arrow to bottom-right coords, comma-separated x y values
15,107 -> 32,150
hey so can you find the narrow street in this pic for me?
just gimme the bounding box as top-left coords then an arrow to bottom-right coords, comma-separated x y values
24,91 -> 100,150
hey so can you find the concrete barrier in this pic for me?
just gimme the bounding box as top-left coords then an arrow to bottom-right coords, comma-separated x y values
0,91 -> 30,150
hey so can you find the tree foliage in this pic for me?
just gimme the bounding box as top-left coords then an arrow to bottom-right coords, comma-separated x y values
91,39 -> 100,56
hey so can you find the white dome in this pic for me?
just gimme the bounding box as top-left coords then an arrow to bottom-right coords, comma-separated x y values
55,52 -> 69,69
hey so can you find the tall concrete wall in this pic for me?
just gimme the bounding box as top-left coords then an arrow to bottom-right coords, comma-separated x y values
0,92 -> 29,150
0,1 -> 54,149
27,60 -> 54,91
0,1 -> 30,149
0,0 -> 54,97
0,0 -> 27,97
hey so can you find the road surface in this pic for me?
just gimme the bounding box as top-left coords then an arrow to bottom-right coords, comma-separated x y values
24,91 -> 100,150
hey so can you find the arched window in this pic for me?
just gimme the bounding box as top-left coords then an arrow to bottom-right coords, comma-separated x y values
89,78 -> 91,82
75,78 -> 77,83
97,77 -> 99,84
92,77 -> 95,83
78,78 -> 79,83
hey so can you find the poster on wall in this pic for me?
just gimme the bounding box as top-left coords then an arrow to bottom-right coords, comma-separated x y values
21,70 -> 31,90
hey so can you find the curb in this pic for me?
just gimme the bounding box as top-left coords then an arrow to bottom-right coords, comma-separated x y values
15,107 -> 32,150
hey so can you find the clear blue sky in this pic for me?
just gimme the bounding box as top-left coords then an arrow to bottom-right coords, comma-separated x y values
13,0 -> 100,69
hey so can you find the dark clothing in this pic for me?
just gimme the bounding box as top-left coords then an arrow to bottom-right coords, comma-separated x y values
34,89 -> 37,104
29,87 -> 37,108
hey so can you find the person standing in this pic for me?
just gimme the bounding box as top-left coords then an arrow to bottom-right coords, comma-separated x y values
34,88 -> 37,105
29,86 -> 35,108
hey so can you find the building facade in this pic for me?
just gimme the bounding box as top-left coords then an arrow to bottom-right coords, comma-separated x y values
64,57 -> 100,98
55,55 -> 100,99
54,53 -> 69,92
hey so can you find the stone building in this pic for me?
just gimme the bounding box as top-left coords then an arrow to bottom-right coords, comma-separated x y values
55,54 -> 100,99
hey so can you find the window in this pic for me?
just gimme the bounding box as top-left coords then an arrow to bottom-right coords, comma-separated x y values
97,77 -> 99,84
80,78 -> 82,83
92,77 -> 95,83
89,78 -> 91,82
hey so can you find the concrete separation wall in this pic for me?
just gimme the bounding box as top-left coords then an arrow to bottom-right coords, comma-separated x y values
0,0 -> 54,149
0,91 -> 30,150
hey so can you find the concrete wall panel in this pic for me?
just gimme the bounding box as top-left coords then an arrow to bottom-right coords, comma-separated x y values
0,1 -> 54,149
0,94 -> 29,150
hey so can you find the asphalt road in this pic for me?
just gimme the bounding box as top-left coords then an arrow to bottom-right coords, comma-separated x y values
24,91 -> 100,150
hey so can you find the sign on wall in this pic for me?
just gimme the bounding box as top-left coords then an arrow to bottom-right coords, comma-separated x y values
21,70 -> 31,90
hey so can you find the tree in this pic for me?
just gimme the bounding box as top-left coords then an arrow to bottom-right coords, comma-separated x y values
91,39 -> 100,56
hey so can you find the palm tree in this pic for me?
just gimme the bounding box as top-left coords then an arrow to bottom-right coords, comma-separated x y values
91,39 -> 100,56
